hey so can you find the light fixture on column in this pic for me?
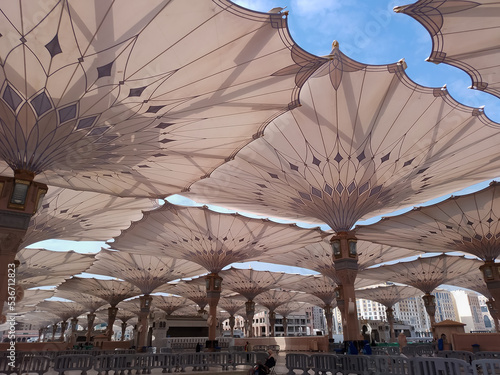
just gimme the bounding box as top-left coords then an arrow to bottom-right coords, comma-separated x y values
0,170 -> 47,213
348,239 -> 357,258
331,239 -> 341,258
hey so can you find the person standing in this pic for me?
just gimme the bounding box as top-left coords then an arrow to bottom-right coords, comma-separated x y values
398,332 -> 407,353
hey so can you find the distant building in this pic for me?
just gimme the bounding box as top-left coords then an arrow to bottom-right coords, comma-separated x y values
452,289 -> 487,332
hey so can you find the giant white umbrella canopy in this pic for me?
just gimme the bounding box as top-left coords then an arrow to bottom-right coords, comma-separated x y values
186,42 -> 500,230
14,248 -> 95,291
86,249 -> 207,347
57,277 -> 141,341
7,289 -> 54,315
217,296 -> 246,338
0,0 -> 323,311
22,187 -> 157,248
359,254 -> 482,338
185,43 -> 500,339
259,239 -> 420,284
275,301 -> 310,337
153,295 -> 191,317
86,249 -> 207,295
355,285 -> 422,342
157,281 -> 210,314
0,1 -> 323,196
356,181 -> 500,313
217,267 -> 291,338
255,289 -> 303,337
394,0 -> 500,98
54,289 -> 109,342
110,203 -> 326,345
110,203 -> 327,272
276,274 -> 337,339
37,300 -> 88,342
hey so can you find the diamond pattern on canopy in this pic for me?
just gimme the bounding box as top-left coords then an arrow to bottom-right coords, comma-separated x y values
216,267 -> 287,338
157,281 -> 210,312
356,181 -> 500,311
15,248 -> 95,289
258,239 -> 418,284
394,0 -> 500,98
22,187 -> 157,248
186,43 -> 500,231
359,254 -> 482,331
359,254 -> 482,294
218,268 -> 289,300
110,203 -> 326,273
218,296 -> 246,316
54,290 -> 109,313
0,0 -> 323,197
279,274 -> 337,306
153,295 -> 191,316
86,249 -> 207,295
58,277 -> 141,308
356,181 -> 500,262
255,289 -> 302,311
37,300 -> 88,322
255,289 -> 303,336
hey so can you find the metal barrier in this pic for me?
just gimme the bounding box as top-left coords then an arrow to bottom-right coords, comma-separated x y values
205,352 -> 230,370
474,351 -> 500,359
310,353 -> 340,375
53,354 -> 94,375
178,352 -> 207,372
471,359 -> 500,375
18,355 -> 52,375
437,350 -> 475,364
369,355 -> 412,375
338,355 -> 372,375
227,351 -> 254,370
285,353 -> 311,375
372,346 -> 400,356
412,356 -> 472,375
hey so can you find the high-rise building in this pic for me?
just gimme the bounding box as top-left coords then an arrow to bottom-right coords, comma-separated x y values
452,290 -> 487,332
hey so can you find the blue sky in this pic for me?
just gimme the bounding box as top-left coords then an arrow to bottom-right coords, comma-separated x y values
30,0 -> 500,275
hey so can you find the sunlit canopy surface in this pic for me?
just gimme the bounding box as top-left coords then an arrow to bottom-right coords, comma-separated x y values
449,270 -> 493,299
157,281 -> 211,311
279,274 -> 337,306
15,248 -> 95,289
395,0 -> 500,98
275,301 -> 309,317
259,239 -> 419,284
355,285 -> 422,308
86,249 -> 207,295
255,289 -> 302,311
110,203 -> 326,273
359,254 -> 483,294
218,268 -> 291,300
11,289 -> 54,314
54,290 -> 109,313
37,300 -> 88,322
58,277 -> 141,307
187,44 -> 500,231
218,296 -> 246,316
153,295 -> 191,316
0,0 -> 322,197
22,187 -> 156,248
356,181 -> 500,261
